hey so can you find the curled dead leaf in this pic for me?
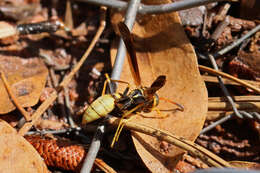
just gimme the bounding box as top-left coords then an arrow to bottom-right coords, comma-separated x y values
0,55 -> 48,114
0,120 -> 48,173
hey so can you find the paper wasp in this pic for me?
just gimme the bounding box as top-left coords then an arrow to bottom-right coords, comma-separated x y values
82,22 -> 184,147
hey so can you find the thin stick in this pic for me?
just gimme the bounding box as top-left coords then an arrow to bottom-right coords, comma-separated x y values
200,114 -> 234,134
202,75 -> 260,88
18,91 -> 58,135
214,24 -> 260,57
211,16 -> 230,41
18,6 -> 107,136
199,65 -> 260,94
108,117 -> 232,168
94,158 -> 117,173
209,95 -> 260,102
208,101 -> 260,111
76,0 -> 228,14
0,71 -> 31,121
207,111 -> 233,121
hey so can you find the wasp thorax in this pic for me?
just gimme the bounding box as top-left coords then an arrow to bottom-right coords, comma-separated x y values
130,89 -> 145,104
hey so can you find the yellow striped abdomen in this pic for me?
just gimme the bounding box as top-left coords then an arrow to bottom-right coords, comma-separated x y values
82,94 -> 115,125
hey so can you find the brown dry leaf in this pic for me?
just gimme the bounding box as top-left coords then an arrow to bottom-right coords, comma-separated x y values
0,55 -> 48,114
110,0 -> 208,172
0,120 -> 48,172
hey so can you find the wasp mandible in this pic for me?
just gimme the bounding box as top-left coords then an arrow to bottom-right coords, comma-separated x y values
81,22 -> 184,147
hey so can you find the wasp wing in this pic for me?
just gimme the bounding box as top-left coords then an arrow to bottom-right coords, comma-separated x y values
146,75 -> 166,95
118,22 -> 141,87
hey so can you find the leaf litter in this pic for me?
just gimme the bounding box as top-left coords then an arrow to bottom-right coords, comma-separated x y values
0,0 -> 259,173
0,55 -> 48,114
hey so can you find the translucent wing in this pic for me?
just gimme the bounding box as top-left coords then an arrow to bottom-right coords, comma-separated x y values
146,75 -> 166,96
118,22 -> 141,87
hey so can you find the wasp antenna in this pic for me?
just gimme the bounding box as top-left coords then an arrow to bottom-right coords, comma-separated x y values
159,97 -> 184,112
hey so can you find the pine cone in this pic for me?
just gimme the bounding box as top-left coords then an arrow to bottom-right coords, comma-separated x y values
25,135 -> 86,171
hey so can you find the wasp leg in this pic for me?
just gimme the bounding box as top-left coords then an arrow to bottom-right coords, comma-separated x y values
139,108 -> 170,119
159,97 -> 184,112
103,73 -> 130,95
110,103 -> 144,148
111,117 -> 126,147
102,80 -> 108,96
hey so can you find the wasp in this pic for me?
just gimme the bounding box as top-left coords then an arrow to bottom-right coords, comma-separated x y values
82,22 -> 184,147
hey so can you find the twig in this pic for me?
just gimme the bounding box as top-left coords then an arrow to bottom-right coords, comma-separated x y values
211,16 -> 230,41
207,111 -> 232,121
26,127 -> 81,135
80,3 -> 136,172
199,24 -> 260,121
200,114 -> 233,134
202,110 -> 260,134
209,95 -> 260,102
202,9 -> 208,37
202,75 -> 260,88
18,6 -> 107,136
94,158 -> 117,173
108,117 -> 232,168
207,53 -> 244,118
199,65 -> 260,94
18,91 -> 58,135
208,101 -> 260,111
213,24 -> 260,57
75,0 -> 229,14
0,71 -> 31,121
81,123 -> 106,173
213,3 -> 231,22
206,109 -> 260,121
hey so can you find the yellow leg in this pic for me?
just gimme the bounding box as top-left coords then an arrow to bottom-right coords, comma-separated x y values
139,107 -> 170,119
110,103 -> 144,148
102,79 -> 108,95
102,73 -> 131,95
110,117 -> 125,147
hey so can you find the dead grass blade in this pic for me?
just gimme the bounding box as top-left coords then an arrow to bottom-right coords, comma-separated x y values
199,65 -> 260,94
202,75 -> 260,88
108,117 -> 232,168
